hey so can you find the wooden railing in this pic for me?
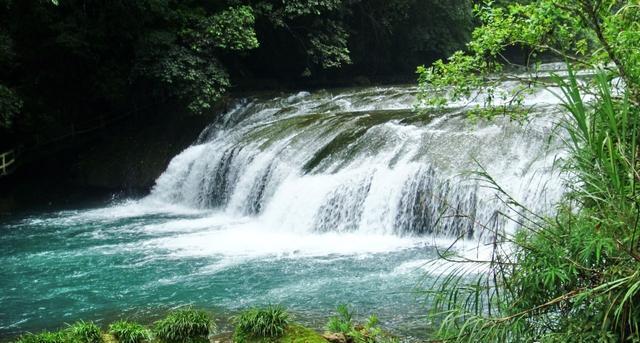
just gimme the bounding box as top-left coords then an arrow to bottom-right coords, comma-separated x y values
0,150 -> 15,176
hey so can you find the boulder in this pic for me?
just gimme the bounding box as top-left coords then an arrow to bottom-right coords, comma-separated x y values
321,332 -> 348,343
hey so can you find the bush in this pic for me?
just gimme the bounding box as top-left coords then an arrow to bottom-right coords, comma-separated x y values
153,308 -> 213,343
233,305 -> 290,342
67,321 -> 102,343
108,321 -> 149,343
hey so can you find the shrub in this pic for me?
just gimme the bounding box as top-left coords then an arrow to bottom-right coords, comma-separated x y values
423,68 -> 640,341
153,308 -> 213,343
233,305 -> 290,342
67,321 -> 102,343
108,321 -> 149,343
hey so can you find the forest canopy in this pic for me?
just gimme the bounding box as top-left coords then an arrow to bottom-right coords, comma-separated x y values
0,0 -> 474,149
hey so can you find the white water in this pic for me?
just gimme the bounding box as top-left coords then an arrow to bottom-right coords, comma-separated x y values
120,83 -> 568,260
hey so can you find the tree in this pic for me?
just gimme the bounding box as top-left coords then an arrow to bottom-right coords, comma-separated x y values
418,1 -> 640,341
0,0 -> 475,151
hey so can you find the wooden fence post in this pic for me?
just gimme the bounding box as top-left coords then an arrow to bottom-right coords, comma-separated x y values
0,150 -> 15,176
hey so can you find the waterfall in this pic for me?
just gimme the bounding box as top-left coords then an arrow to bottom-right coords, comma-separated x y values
146,84 -> 566,241
0,75 -> 573,337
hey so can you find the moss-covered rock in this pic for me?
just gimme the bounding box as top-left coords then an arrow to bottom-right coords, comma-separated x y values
239,324 -> 327,343
279,325 -> 328,343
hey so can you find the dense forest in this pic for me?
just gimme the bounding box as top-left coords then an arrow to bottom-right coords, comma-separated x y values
0,0 -> 473,154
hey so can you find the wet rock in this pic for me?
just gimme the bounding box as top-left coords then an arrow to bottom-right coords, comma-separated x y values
322,332 -> 348,343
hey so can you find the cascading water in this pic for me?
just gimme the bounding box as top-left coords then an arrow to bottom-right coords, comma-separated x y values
0,75 -> 568,339
147,84 -> 564,239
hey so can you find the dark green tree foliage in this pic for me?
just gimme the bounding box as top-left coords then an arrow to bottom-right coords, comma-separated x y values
0,0 -> 474,150
0,16 -> 20,130
132,4 -> 259,114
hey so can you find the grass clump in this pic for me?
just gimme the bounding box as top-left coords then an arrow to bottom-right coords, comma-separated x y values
153,308 -> 214,343
16,321 -> 102,343
325,305 -> 396,343
325,304 -> 353,335
67,321 -> 102,343
108,321 -> 149,343
15,331 -> 67,343
233,305 -> 290,342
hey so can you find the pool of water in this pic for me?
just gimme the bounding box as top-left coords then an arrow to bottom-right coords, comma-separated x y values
0,199 -> 473,340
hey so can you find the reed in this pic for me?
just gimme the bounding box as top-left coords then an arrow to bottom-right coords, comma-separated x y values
426,66 -> 640,341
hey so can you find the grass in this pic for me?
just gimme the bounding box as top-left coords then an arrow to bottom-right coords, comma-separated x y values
325,304 -> 352,335
423,66 -> 640,341
16,321 -> 102,343
15,331 -> 68,343
324,306 -> 396,343
9,306 -> 402,343
233,305 -> 290,343
153,308 -> 214,343
108,321 -> 149,343
67,321 -> 102,343
279,324 -> 328,343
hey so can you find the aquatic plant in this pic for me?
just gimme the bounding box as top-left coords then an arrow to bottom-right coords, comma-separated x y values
233,305 -> 290,342
153,308 -> 213,343
108,321 -> 149,343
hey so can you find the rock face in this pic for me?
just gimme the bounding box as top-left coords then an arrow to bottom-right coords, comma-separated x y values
71,105 -> 218,193
321,332 -> 348,343
0,102 -> 222,213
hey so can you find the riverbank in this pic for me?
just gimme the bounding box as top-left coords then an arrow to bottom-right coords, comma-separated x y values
4,306 -> 407,343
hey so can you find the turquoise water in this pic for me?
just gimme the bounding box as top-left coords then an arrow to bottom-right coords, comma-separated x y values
0,201 -> 441,339
0,83 -> 566,340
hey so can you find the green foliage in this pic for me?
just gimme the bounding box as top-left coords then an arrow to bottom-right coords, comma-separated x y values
67,321 -> 102,343
325,306 -> 396,343
15,321 -> 102,343
0,0 -> 477,150
277,324 -> 328,343
282,0 -> 342,17
325,304 -> 353,334
153,308 -> 213,343
15,331 -> 67,343
307,20 -> 351,69
108,321 -> 150,343
209,6 -> 259,51
131,2 -> 261,114
233,305 -> 290,342
0,84 -> 21,128
422,71 -> 640,342
417,1 -> 640,341
417,0 -> 640,117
